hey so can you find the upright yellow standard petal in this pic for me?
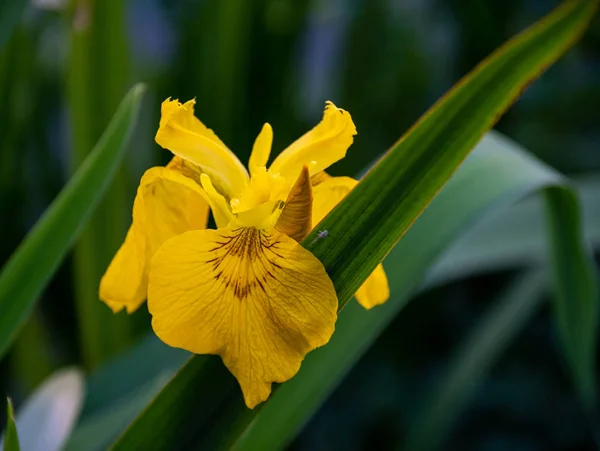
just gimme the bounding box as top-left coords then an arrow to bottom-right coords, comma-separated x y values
312,175 -> 390,309
270,101 -> 357,180
148,227 -> 338,408
100,164 -> 209,313
249,123 -> 273,176
155,98 -> 249,197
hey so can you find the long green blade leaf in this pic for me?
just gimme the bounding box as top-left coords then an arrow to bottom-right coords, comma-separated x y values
0,83 -> 146,359
111,1 -> 597,449
402,272 -> 546,451
545,187 -> 598,408
2,399 -> 20,451
68,0 -> 135,370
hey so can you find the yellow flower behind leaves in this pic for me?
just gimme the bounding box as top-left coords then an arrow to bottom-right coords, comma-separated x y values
100,98 -> 389,408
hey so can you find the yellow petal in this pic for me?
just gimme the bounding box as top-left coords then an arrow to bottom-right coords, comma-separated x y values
310,171 -> 331,187
99,164 -> 209,313
100,225 -> 146,313
249,123 -> 273,175
312,175 -> 358,225
155,98 -> 248,197
229,167 -> 290,229
312,175 -> 390,308
148,226 -> 338,408
200,174 -> 235,228
354,264 -> 390,309
275,165 -> 312,242
270,101 -> 356,180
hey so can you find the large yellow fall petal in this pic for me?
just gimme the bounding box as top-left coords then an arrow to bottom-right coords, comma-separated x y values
155,98 -> 249,197
148,227 -> 338,408
312,175 -> 390,309
269,101 -> 356,180
99,163 -> 209,313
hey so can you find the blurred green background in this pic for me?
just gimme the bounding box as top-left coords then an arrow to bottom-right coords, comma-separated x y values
0,0 -> 599,449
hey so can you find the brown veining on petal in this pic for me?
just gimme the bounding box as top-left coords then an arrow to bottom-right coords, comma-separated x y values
207,227 -> 276,300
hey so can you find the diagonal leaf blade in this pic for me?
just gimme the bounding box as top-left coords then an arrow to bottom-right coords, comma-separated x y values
0,83 -> 146,359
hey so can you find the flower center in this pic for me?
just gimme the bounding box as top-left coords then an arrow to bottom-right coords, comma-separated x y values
229,167 -> 291,229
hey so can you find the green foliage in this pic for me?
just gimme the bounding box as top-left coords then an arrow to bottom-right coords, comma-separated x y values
68,0 -> 137,369
545,187 -> 599,408
0,84 -> 145,360
0,0 -> 27,51
3,399 -> 20,451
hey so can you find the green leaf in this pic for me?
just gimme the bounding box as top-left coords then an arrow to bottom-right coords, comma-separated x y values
65,372 -> 174,451
0,83 -> 146,360
68,0 -> 137,370
111,1 -> 597,449
81,337 -> 188,418
545,187 -> 598,408
427,176 -> 600,287
0,0 -> 26,51
3,399 -> 20,451
60,338 -> 188,449
431,169 -> 598,410
233,132 -> 596,451
402,271 -> 546,451
1,369 -> 84,451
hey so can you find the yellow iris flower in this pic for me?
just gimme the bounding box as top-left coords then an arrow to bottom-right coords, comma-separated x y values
99,98 -> 389,408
